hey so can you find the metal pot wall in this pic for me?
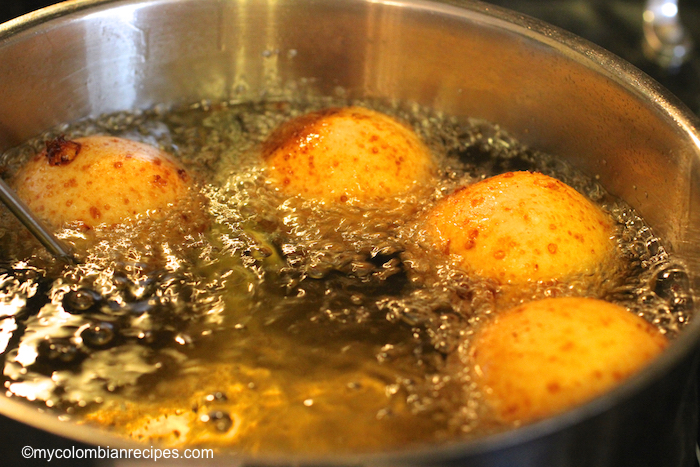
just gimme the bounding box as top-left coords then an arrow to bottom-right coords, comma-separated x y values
1,0 -> 700,466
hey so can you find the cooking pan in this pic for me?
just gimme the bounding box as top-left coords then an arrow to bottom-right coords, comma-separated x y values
1,0 -> 700,466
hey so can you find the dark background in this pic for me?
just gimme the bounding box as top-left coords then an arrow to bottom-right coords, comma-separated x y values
0,0 -> 57,23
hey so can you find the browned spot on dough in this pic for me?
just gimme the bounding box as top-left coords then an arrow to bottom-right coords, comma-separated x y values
547,243 -> 558,254
44,136 -> 82,166
89,206 -> 101,220
261,108 -> 340,159
152,174 -> 167,188
560,341 -> 574,351
463,229 -> 480,250
114,161 -> 123,169
442,239 -> 452,255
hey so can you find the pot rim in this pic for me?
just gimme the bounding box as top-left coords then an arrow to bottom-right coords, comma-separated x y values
1,0 -> 700,464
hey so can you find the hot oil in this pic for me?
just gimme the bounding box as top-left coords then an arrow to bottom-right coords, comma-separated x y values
0,99 -> 693,454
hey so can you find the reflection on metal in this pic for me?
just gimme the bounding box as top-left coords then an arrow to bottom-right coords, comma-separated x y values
643,0 -> 694,69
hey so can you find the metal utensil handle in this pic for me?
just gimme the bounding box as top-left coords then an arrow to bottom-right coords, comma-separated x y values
0,178 -> 75,263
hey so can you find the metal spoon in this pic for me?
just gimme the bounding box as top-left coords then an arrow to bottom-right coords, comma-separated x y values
0,178 -> 76,263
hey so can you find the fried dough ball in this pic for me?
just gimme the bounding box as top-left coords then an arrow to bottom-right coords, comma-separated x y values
425,171 -> 615,284
470,297 -> 668,424
263,106 -> 434,204
13,135 -> 193,229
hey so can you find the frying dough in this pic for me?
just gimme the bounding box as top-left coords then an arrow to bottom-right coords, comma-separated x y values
469,297 -> 668,423
13,135 -> 193,229
425,171 -> 615,284
263,107 -> 434,204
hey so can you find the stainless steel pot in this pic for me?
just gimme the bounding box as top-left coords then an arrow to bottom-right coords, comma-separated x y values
1,0 -> 700,466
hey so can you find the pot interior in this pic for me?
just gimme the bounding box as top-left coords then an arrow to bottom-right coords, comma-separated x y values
0,0 -> 699,464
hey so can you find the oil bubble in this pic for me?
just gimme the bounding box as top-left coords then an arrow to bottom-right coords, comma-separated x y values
206,410 -> 233,433
80,322 -> 116,349
63,289 -> 100,314
205,391 -> 228,402
652,266 -> 690,300
36,338 -> 84,366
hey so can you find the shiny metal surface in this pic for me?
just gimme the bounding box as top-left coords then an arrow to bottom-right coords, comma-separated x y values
0,0 -> 700,465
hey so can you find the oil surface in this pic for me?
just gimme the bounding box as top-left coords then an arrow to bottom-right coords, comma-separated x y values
0,99 -> 693,455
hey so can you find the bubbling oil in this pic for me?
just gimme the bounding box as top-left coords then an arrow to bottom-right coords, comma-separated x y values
0,99 -> 693,454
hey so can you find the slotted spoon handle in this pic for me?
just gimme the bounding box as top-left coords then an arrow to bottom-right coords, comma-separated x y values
0,178 -> 75,263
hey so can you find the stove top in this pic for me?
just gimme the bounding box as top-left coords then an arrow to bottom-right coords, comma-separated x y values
487,0 -> 700,115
